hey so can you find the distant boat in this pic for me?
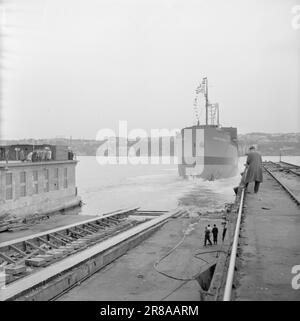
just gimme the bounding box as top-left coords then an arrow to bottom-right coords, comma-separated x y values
177,78 -> 238,180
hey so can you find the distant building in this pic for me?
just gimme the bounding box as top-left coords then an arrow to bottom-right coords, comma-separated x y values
0,145 -> 81,219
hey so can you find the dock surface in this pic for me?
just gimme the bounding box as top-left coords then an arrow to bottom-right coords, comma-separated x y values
235,167 -> 300,300
58,216 -> 224,301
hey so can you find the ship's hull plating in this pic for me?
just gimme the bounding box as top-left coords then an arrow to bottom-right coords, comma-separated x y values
177,126 -> 238,180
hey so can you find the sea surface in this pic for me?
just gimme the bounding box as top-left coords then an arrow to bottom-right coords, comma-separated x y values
75,156 -> 300,216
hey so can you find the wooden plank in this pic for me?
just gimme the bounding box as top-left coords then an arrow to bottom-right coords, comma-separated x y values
105,218 -> 119,225
82,224 -> 98,233
16,249 -> 40,265
0,252 -> 15,264
97,220 -> 110,227
37,237 -> 59,249
68,228 -> 84,237
9,245 -> 27,257
54,232 -> 73,242
25,258 -> 47,267
48,234 -> 68,245
74,226 -> 93,235
5,265 -> 26,275
25,241 -> 47,254
88,222 -> 105,230
137,210 -> 168,213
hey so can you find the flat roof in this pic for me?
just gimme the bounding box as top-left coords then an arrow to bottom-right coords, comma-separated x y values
0,160 -> 78,169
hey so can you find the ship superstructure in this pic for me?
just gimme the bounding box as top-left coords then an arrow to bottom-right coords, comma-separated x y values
177,78 -> 238,180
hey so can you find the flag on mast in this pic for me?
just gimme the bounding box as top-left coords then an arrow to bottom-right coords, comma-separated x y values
195,78 -> 206,95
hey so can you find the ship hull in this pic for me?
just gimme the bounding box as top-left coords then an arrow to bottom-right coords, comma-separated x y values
177,126 -> 238,180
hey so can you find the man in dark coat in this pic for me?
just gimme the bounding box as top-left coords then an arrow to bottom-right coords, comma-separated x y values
244,146 -> 263,193
212,224 -> 218,245
222,221 -> 227,242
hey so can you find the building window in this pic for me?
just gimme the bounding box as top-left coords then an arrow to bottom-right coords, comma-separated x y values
5,172 -> 13,200
44,168 -> 49,192
33,170 -> 38,194
54,168 -> 59,190
63,168 -> 68,188
20,171 -> 26,197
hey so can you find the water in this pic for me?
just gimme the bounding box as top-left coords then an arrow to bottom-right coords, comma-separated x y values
75,156 -> 300,216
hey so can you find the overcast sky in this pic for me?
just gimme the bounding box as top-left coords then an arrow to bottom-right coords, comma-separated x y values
1,0 -> 300,139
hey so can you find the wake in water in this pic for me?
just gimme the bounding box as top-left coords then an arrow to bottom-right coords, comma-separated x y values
75,156 -> 241,216
177,175 -> 240,216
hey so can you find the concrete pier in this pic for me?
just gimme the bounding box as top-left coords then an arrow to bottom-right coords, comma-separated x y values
58,215 -> 225,301
234,170 -> 300,300
4,163 -> 299,301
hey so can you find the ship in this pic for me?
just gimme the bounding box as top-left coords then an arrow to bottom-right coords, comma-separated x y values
177,77 -> 238,180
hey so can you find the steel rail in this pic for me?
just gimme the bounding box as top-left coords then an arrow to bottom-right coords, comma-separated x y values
264,161 -> 300,178
279,161 -> 300,169
263,166 -> 300,206
265,160 -> 300,170
223,188 -> 245,301
289,169 -> 300,177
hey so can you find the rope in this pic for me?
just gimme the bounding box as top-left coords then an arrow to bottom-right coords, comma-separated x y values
154,219 -> 227,300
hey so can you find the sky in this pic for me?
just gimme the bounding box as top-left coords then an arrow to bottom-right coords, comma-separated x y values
1,0 -> 300,139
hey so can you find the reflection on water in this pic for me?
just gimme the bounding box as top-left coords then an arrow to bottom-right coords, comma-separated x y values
74,156 -> 300,216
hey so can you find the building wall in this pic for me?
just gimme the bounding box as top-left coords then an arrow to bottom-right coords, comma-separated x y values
0,161 -> 81,218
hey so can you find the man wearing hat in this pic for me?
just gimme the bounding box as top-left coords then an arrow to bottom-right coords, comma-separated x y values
244,146 -> 263,193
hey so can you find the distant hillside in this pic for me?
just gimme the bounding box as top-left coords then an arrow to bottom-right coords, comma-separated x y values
1,132 -> 300,156
237,132 -> 300,156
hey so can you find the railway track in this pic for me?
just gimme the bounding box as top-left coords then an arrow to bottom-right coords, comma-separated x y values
265,160 -> 300,177
263,161 -> 300,206
279,161 -> 300,177
279,160 -> 300,169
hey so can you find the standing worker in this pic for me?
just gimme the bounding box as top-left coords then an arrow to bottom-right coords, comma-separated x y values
244,146 -> 263,193
45,147 -> 52,160
204,226 -> 212,247
222,220 -> 227,242
19,149 -> 25,162
212,224 -> 219,245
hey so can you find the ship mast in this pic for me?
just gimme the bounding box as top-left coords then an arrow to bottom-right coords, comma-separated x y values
194,77 -> 211,126
204,77 -> 208,125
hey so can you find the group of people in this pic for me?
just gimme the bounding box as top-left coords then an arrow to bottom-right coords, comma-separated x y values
202,146 -> 263,247
1,145 -> 75,162
20,147 -> 52,162
204,221 -> 228,246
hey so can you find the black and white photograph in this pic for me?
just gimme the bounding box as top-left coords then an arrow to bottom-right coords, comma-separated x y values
0,0 -> 299,307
